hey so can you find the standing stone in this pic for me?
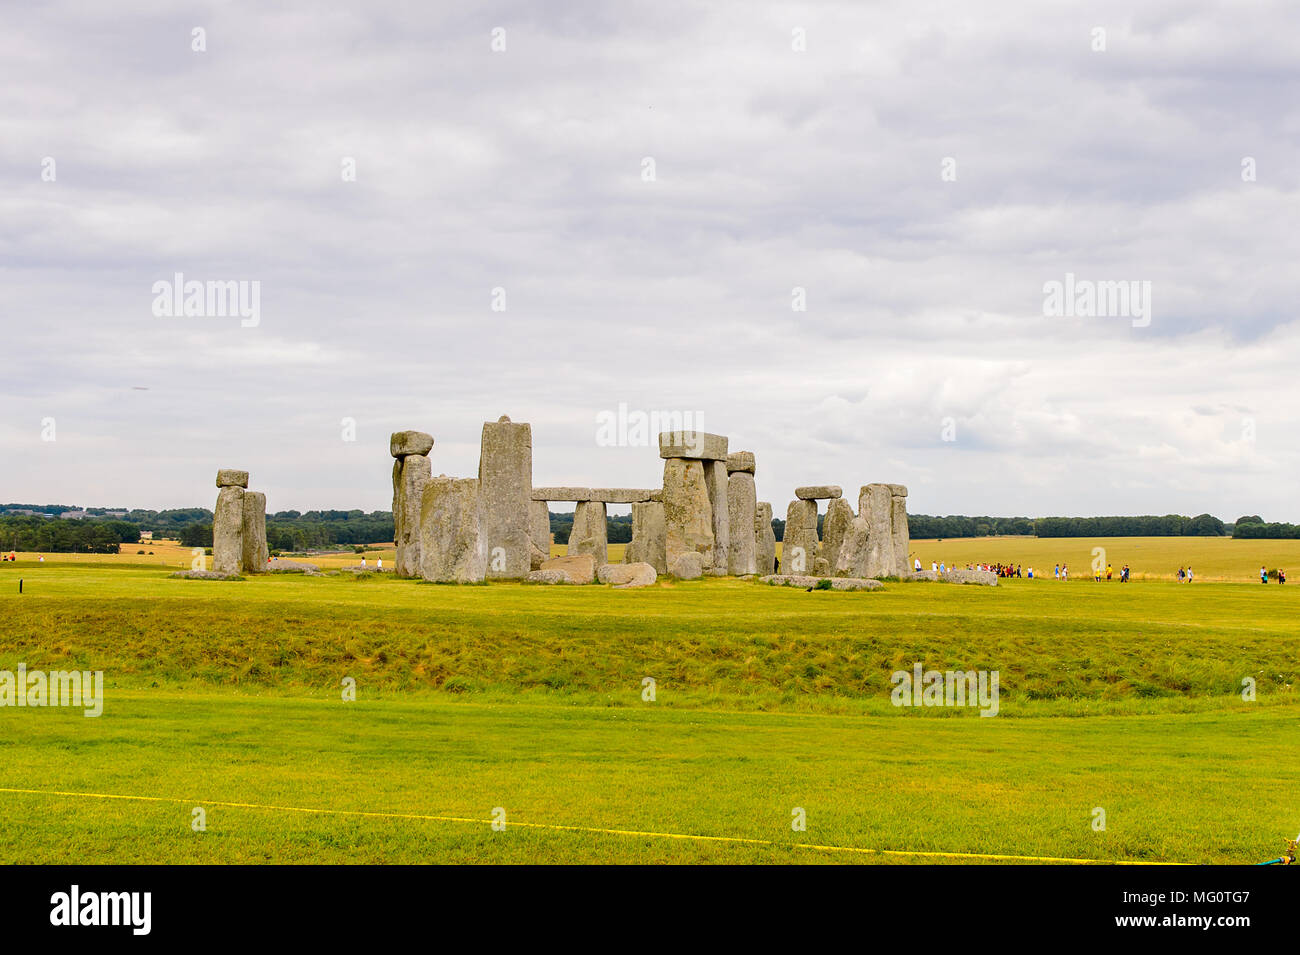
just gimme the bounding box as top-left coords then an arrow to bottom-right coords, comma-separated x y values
783,499 -> 819,575
821,497 -> 854,570
567,500 -> 608,566
890,484 -> 910,577
755,502 -> 776,575
528,500 -> 552,570
859,483 -> 895,578
703,459 -> 730,571
478,416 -> 532,580
834,516 -> 872,578
662,458 -> 714,568
212,485 -> 245,576
419,476 -> 487,583
392,454 -> 431,578
626,501 -> 667,575
240,491 -> 268,573
726,471 -> 757,575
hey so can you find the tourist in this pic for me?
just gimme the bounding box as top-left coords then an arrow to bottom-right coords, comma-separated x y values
1027,567 -> 1034,579
361,556 -> 367,568
914,557 -> 922,573
1279,569 -> 1286,584
1177,566 -> 1185,582
1062,564 -> 1068,580
377,557 -> 383,571
1187,566 -> 1194,583
1106,563 -> 1113,581
1054,564 -> 1060,579
1261,565 -> 1269,584
931,561 -> 937,572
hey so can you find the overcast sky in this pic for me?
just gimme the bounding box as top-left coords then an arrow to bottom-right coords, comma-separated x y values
3,0 -> 1298,520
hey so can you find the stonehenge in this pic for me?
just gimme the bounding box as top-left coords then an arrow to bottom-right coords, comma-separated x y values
211,469 -> 267,576
391,430 -> 434,578
196,417 -> 922,593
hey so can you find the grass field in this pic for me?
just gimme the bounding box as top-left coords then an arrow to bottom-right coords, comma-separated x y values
1,544 -> 1298,864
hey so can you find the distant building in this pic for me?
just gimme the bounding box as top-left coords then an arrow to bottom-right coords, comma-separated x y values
140,530 -> 154,540
59,510 -> 88,519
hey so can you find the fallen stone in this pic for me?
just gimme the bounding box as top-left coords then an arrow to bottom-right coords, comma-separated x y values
662,458 -> 714,568
760,574 -> 884,591
478,416 -> 532,579
905,570 -> 940,581
625,501 -> 667,575
170,570 -> 239,580
941,568 -> 999,586
725,451 -> 755,474
216,469 -> 248,489
657,431 -> 728,461
541,553 -> 596,584
726,470 -> 757,575
419,476 -> 487,583
795,485 -> 841,500
669,552 -> 704,580
526,569 -> 571,585
598,562 -> 657,588
389,430 -> 434,458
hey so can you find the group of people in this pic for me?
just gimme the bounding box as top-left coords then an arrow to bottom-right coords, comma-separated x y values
1260,565 -> 1287,584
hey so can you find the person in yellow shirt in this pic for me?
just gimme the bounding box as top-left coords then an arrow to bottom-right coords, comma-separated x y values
1106,563 -> 1113,581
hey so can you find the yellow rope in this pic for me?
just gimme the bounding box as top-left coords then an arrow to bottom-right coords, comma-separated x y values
0,786 -> 1187,865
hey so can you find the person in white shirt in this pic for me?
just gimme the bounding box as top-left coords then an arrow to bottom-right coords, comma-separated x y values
377,557 -> 383,571
931,561 -> 938,572
914,557 -> 921,572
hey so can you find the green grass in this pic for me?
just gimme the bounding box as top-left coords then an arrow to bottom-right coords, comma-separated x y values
1,691 -> 1295,864
1,559 -> 1298,863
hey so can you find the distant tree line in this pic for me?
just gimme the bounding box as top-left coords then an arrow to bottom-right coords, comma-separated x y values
1232,517 -> 1300,539
0,516 -> 141,553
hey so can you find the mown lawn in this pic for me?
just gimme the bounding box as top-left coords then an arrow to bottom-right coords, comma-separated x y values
1,562 -> 1297,863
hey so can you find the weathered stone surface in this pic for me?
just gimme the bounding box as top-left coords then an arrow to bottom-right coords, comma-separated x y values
725,451 -> 755,474
526,569 -> 570,585
821,497 -> 854,570
888,484 -> 908,498
393,455 -> 431,578
598,562 -> 657,588
755,502 -> 776,576
669,551 -> 704,580
662,458 -> 713,568
590,488 -> 658,504
905,570 -> 940,581
240,490 -> 268,573
891,490 -> 910,578
478,417 -> 532,579
528,500 -> 551,570
389,430 -> 434,458
541,553 -> 596,584
419,476 -> 487,583
567,500 -> 608,566
625,501 -> 667,575
795,485 -> 841,500
813,557 -> 830,576
941,568 -> 998,586
859,483 -> 895,578
212,485 -> 245,575
726,471 -> 757,576
170,569 -> 239,581
657,431 -> 728,461
703,459 -> 729,571
834,516 -> 872,578
760,574 -> 884,591
782,499 -> 818,575
216,469 -> 248,489
530,487 -> 593,502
